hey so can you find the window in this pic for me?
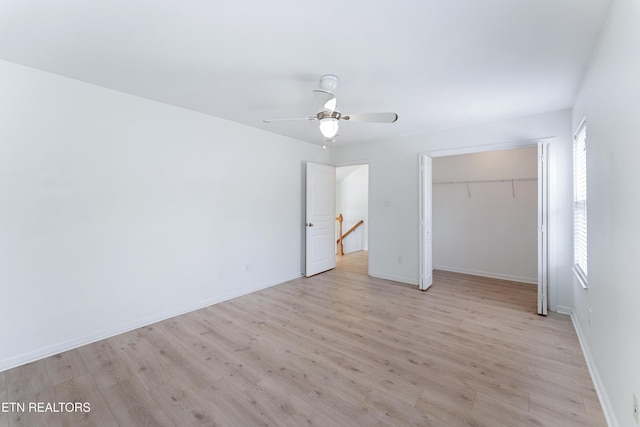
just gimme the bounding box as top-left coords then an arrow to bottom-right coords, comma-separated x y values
573,121 -> 587,288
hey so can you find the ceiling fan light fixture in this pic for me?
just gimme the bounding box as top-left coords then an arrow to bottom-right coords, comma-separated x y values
262,74 -> 398,141
319,118 -> 339,138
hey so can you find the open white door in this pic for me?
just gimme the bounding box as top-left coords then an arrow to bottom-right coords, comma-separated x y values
537,142 -> 549,315
306,162 -> 336,277
419,154 -> 433,290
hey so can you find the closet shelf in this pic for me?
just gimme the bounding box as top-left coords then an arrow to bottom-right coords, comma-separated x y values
433,177 -> 537,185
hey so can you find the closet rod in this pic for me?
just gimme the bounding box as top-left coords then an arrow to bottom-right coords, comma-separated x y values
433,177 -> 537,185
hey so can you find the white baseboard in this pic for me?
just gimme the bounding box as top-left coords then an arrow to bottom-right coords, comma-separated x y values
0,273 -> 301,373
433,265 -> 537,285
555,305 -> 573,316
369,271 -> 418,286
567,308 -> 618,427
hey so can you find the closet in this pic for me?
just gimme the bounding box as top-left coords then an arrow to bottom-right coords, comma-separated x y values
432,147 -> 537,284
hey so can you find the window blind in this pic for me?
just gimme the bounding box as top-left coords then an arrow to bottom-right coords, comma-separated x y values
574,122 -> 587,286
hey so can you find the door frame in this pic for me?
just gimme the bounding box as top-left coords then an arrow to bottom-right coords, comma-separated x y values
418,137 -> 554,313
418,155 -> 433,290
333,160 -> 371,276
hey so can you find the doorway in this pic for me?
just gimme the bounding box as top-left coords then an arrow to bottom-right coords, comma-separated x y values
335,164 -> 369,267
419,139 -> 550,315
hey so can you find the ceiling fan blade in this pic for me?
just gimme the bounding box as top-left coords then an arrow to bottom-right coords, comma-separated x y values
342,112 -> 398,123
263,117 -> 317,123
313,89 -> 337,112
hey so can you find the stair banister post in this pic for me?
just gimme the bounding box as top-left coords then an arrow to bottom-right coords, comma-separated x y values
336,214 -> 344,256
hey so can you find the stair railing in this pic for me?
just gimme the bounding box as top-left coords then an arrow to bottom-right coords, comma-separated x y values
335,214 -> 364,255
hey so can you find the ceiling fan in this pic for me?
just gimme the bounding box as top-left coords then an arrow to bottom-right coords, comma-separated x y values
263,74 -> 398,145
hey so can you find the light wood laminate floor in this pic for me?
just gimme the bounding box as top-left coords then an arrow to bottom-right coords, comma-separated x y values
1,251 -> 606,426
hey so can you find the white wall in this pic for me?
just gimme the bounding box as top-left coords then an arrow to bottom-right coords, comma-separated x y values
0,60 -> 328,371
571,0 -> 640,425
330,109 -> 574,311
336,165 -> 368,253
432,147 -> 538,284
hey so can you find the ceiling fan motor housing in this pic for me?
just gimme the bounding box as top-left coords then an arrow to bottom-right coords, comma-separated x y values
319,74 -> 339,92
317,111 -> 341,120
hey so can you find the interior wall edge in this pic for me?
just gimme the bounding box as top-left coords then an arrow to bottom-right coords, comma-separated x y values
0,272 -> 302,373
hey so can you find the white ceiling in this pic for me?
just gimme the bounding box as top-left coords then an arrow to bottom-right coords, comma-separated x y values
0,0 -> 612,146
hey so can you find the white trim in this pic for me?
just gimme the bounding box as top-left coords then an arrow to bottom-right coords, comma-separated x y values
434,265 -> 537,285
568,308 -> 618,427
333,159 -> 371,168
547,142 -> 558,312
574,117 -> 587,139
423,137 -> 553,158
573,267 -> 589,289
369,271 -> 419,286
418,154 -> 433,290
537,140 -> 549,315
0,273 -> 301,373
555,305 -> 573,316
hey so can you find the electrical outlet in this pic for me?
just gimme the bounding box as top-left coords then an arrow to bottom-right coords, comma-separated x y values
398,256 -> 403,263
633,393 -> 639,425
